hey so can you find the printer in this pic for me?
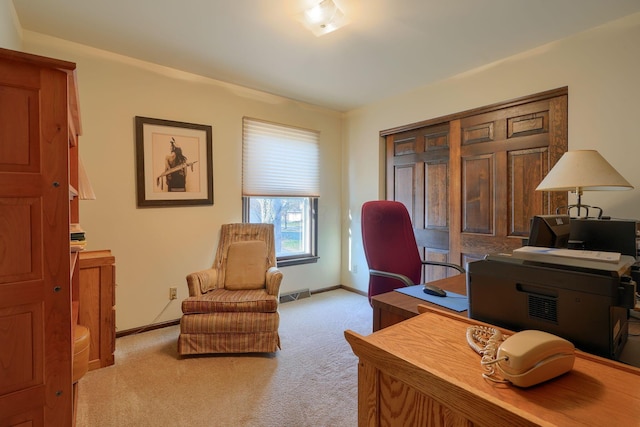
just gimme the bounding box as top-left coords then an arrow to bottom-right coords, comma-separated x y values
467,252 -> 637,361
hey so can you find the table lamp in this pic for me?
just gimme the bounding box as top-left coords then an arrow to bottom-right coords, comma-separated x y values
535,150 -> 633,218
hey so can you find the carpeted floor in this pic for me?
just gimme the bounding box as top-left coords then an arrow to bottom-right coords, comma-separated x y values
76,289 -> 372,427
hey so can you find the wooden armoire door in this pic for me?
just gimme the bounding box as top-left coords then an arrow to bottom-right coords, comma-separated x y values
385,88 -> 568,278
452,95 -> 568,266
386,122 -> 454,281
0,50 -> 73,426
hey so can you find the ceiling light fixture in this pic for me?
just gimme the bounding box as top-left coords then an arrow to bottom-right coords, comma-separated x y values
298,0 -> 349,37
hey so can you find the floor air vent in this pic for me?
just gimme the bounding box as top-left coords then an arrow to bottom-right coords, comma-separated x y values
528,294 -> 558,323
280,288 -> 311,303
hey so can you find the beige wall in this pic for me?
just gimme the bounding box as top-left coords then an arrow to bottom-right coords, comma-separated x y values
3,6 -> 640,326
0,1 -> 21,50
342,13 -> 640,294
8,30 -> 344,331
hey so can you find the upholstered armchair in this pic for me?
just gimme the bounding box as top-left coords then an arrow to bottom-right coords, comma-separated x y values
178,223 -> 283,355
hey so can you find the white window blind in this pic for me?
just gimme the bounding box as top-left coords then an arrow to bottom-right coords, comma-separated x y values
243,118 -> 320,197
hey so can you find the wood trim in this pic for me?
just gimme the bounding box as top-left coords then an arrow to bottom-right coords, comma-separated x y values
0,47 -> 76,71
548,94 -> 569,211
116,284 -> 363,338
380,87 -> 568,137
385,134 -> 394,200
116,319 -> 181,338
449,120 -> 462,265
338,285 -> 367,297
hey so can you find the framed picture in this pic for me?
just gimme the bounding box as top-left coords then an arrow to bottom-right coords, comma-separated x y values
135,116 -> 213,207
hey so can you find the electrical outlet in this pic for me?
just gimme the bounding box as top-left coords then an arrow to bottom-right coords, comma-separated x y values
169,286 -> 178,300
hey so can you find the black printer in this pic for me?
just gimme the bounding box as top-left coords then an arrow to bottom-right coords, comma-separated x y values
467,252 -> 636,361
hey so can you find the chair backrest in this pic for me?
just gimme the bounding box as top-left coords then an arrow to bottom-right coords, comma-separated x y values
213,223 -> 277,288
361,201 -> 422,302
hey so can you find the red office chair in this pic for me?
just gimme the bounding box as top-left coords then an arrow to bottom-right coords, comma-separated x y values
361,200 -> 465,305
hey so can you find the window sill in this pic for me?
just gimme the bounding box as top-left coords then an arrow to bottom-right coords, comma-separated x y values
277,256 -> 319,267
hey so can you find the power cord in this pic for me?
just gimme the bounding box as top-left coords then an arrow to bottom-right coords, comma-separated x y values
128,300 -> 176,336
467,326 -> 510,383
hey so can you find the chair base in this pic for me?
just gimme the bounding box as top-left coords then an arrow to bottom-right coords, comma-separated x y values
178,331 -> 280,355
178,310 -> 280,355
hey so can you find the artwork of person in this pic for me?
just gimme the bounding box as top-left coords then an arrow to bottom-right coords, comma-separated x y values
153,137 -> 186,191
154,135 -> 199,192
164,138 -> 188,191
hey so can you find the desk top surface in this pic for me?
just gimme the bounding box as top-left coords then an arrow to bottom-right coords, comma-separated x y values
370,274 -> 466,316
346,306 -> 640,427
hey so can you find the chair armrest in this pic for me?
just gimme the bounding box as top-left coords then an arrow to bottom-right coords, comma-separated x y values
370,263 -> 464,293
186,268 -> 220,297
265,266 -> 283,298
421,260 -> 466,274
369,269 -> 414,287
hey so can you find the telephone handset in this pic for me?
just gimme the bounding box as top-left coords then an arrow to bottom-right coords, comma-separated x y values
467,327 -> 575,387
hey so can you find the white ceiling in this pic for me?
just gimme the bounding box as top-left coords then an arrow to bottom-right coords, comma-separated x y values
12,0 -> 640,111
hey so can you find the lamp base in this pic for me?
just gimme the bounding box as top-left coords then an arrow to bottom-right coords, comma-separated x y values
555,204 -> 603,219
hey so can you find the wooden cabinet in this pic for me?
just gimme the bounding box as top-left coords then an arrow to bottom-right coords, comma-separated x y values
345,306 -> 640,426
0,48 -> 80,426
79,250 -> 116,370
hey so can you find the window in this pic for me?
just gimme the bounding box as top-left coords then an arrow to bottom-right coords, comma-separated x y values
242,118 -> 319,266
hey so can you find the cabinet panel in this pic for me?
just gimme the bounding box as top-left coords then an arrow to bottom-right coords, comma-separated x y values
462,154 -> 494,234
79,250 -> 116,370
0,199 -> 40,281
508,148 -> 548,236
424,161 -> 448,228
0,86 -> 39,169
0,47 -> 79,427
0,303 -> 44,395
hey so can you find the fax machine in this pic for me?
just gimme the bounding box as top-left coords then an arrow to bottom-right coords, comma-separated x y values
467,253 -> 637,361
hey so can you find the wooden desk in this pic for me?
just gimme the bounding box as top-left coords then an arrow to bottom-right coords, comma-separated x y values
345,306 -> 640,427
371,275 -> 466,331
371,275 -> 640,366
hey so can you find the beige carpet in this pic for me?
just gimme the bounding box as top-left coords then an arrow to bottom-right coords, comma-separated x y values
76,289 -> 372,427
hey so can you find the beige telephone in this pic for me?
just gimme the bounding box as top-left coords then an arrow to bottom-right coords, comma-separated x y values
467,327 -> 575,387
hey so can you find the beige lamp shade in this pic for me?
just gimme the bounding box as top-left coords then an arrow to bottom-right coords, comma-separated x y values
536,150 -> 633,193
